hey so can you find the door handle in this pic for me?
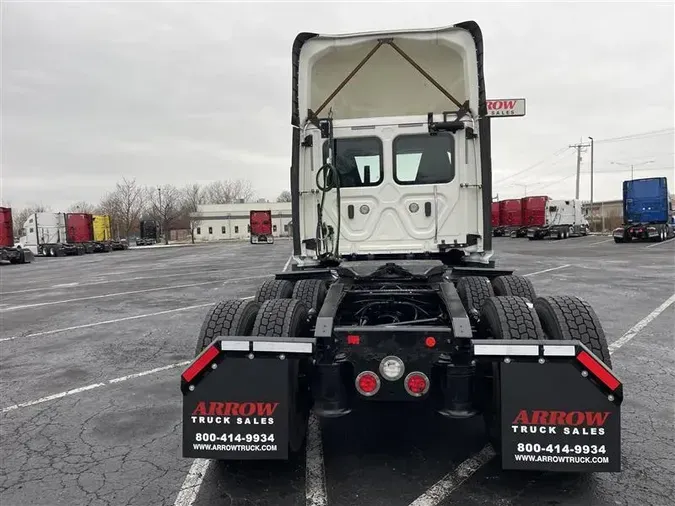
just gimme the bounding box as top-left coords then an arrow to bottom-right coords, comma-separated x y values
347,205 -> 354,219
425,202 -> 432,217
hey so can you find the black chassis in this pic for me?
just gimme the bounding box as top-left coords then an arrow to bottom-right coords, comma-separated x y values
275,259 -> 514,419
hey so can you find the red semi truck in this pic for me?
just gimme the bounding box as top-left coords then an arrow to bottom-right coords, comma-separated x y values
249,210 -> 274,244
0,207 -> 34,264
491,202 -> 500,228
65,213 -> 112,253
514,196 -> 549,237
493,199 -> 522,236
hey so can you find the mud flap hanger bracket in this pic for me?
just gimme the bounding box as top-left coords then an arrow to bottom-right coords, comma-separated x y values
307,38 -> 471,128
471,339 -> 624,401
180,337 -> 316,394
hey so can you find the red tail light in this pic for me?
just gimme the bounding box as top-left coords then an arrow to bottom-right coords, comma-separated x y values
576,351 -> 620,391
355,371 -> 380,396
424,336 -> 437,348
347,334 -> 360,345
404,372 -> 430,397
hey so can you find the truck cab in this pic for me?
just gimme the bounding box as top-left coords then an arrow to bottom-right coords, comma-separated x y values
292,25 -> 494,268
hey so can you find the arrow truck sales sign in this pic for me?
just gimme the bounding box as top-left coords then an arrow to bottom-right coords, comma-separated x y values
486,98 -> 526,117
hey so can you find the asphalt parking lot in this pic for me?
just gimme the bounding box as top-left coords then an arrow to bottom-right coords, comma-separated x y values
1,235 -> 673,506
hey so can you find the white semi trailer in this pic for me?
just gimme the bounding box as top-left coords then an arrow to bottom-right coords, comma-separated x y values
19,213 -> 86,256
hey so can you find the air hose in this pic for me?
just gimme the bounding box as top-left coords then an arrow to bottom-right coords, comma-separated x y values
315,162 -> 341,259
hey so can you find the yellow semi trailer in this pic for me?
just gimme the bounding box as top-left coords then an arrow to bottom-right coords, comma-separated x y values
93,215 -> 128,250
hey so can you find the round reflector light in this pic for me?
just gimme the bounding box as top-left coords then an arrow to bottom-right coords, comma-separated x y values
424,336 -> 436,348
379,356 -> 405,381
355,371 -> 380,396
405,372 -> 430,397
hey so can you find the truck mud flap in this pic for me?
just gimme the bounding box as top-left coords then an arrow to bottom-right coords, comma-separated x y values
181,336 -> 315,460
473,339 -> 622,472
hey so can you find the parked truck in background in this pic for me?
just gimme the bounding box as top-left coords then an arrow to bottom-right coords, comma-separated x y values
20,212 -> 86,256
527,199 -> 589,240
492,199 -> 522,236
515,195 -> 548,237
93,214 -> 128,251
249,210 -> 274,244
65,213 -> 111,253
613,177 -> 673,243
491,202 -> 500,231
0,207 -> 34,264
136,220 -> 159,246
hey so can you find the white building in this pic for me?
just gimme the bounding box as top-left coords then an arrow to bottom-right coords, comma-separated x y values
191,202 -> 292,241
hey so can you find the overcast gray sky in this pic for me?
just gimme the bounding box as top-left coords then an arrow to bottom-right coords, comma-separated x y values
2,1 -> 674,211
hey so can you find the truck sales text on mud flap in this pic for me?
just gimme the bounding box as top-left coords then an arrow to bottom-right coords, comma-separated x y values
191,401 -> 278,424
511,410 -> 611,436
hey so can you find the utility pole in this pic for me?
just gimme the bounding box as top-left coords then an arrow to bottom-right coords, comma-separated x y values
569,140 -> 591,200
611,160 -> 654,181
588,136 -> 594,231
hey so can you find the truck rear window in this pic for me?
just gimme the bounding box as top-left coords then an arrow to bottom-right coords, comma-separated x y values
394,133 -> 455,185
322,137 -> 382,187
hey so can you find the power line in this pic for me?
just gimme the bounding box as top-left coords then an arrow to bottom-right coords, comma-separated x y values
593,128 -> 674,144
494,146 -> 571,184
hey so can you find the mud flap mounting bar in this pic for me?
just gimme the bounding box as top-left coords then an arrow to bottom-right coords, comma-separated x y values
472,339 -> 622,472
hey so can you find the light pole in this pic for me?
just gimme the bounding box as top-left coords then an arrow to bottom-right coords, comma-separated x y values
588,136 -> 594,231
611,160 -> 654,181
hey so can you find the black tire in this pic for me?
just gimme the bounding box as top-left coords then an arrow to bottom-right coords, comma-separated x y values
457,276 -> 494,316
292,279 -> 328,312
251,298 -> 311,453
255,279 -> 294,304
534,295 -> 612,367
479,296 -> 544,451
614,237 -> 622,244
492,275 -> 537,303
194,299 -> 260,356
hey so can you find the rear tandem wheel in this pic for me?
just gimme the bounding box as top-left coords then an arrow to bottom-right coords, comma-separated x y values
478,296 -> 545,452
255,279 -> 295,303
534,295 -> 612,367
194,299 -> 260,356
491,275 -> 537,303
251,298 -> 313,453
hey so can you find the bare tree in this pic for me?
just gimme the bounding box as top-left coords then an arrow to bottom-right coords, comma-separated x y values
276,190 -> 292,203
204,179 -> 255,204
148,184 -> 183,245
99,178 -> 146,240
67,201 -> 96,214
181,183 -> 206,244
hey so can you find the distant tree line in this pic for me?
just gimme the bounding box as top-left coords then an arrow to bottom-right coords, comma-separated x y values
11,178 -> 291,245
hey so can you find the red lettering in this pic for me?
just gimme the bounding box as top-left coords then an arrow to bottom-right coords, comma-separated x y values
192,401 -> 207,416
192,401 -> 281,417
565,412 -> 585,426
549,411 -> 567,425
512,410 -> 612,426
530,410 -> 549,424
585,411 -> 611,426
512,410 -> 530,424
487,100 -> 518,111
238,403 -> 255,416
256,402 -> 279,416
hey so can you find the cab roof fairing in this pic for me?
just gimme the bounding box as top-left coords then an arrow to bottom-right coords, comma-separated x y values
294,25 -> 483,126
